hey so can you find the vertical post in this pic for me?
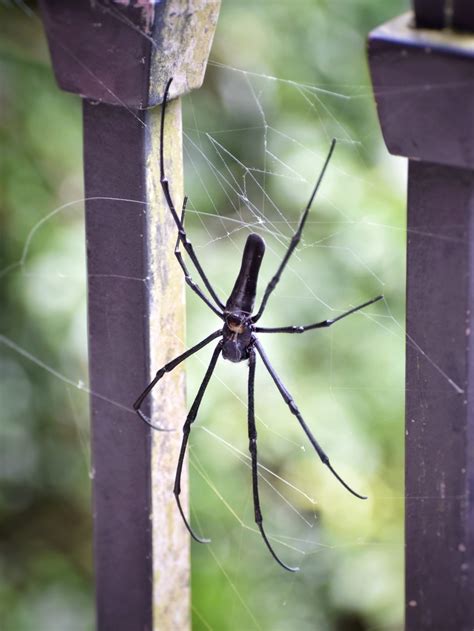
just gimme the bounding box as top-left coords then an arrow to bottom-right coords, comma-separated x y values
39,2 -> 220,630
413,0 -> 445,28
452,1 -> 474,31
368,10 -> 474,631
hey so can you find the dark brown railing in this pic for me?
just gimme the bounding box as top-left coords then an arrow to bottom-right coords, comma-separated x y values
38,2 -> 220,630
369,2 -> 474,630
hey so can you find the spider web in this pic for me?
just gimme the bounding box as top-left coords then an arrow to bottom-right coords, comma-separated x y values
1,1 -> 463,630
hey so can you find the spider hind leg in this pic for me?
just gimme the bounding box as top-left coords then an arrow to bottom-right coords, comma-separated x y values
254,337 -> 367,501
133,330 -> 222,430
173,341 -> 223,544
248,347 -> 300,572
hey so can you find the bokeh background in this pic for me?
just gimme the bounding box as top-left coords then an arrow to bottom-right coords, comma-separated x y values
1,1 -> 408,629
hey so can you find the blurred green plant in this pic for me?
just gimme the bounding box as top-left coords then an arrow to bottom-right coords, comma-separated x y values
0,1 -> 407,630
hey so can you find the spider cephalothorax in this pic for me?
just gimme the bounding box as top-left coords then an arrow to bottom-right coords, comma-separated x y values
133,78 -> 383,572
221,317 -> 253,363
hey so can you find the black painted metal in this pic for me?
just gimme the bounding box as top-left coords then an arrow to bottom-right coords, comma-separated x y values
37,3 -> 169,629
453,0 -> 474,31
83,103 -> 152,631
38,0 -> 155,107
405,160 -> 474,629
38,0 -> 217,109
39,0 -> 220,626
413,0 -> 446,28
369,24 -> 474,170
368,11 -> 474,631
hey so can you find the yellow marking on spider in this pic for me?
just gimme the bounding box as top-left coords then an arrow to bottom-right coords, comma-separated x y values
228,322 -> 245,334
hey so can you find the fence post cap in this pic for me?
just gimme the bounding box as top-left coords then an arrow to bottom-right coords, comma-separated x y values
39,0 -> 221,107
370,11 -> 474,52
368,11 -> 474,169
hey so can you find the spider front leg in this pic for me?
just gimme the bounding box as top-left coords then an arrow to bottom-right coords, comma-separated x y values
160,78 -> 225,312
174,340 -> 223,544
253,338 -> 367,500
133,329 -> 222,430
174,198 -> 224,319
252,139 -> 336,323
247,347 -> 299,572
255,295 -> 383,334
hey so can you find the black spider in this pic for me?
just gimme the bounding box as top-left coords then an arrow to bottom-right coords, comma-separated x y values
134,78 -> 382,572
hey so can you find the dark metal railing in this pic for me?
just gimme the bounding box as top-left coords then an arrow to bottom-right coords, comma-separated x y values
368,3 -> 474,629
38,2 -> 220,629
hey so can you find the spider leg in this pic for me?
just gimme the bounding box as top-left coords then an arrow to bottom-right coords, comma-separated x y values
133,329 -> 222,430
252,139 -> 336,323
253,337 -> 367,500
175,198 -> 224,319
255,295 -> 383,334
160,78 -> 225,311
248,347 -> 299,572
174,340 -> 223,544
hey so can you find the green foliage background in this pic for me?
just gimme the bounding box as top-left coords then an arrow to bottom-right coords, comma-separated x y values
1,1 -> 407,629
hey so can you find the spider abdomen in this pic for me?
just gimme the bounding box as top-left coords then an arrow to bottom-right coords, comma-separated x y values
226,233 -> 265,315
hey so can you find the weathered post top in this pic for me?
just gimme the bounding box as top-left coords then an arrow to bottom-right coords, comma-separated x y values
39,0 -> 220,106
369,12 -> 474,169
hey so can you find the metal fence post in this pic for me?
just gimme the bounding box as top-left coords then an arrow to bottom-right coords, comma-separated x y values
368,7 -> 474,631
38,2 -> 221,629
